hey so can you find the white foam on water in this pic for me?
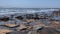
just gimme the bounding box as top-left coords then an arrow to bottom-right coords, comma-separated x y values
0,9 -> 59,15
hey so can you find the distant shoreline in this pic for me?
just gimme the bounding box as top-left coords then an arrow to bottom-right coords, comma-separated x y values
0,7 -> 60,9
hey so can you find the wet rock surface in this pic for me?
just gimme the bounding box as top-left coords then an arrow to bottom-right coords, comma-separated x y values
0,23 -> 60,34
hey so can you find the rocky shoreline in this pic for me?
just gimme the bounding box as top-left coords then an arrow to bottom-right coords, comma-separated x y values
0,9 -> 60,34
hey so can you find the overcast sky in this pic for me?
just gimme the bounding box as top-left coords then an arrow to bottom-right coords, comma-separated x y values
0,0 -> 60,8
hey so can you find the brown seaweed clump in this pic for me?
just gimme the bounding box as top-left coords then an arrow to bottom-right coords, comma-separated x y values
15,16 -> 23,20
0,17 -> 9,22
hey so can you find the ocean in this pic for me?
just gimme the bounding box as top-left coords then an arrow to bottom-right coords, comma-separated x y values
0,8 -> 59,25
